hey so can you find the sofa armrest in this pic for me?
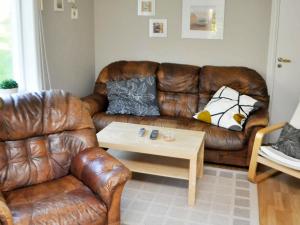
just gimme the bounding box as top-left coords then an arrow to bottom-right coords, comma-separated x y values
82,94 -> 108,116
244,108 -> 269,136
71,147 -> 131,207
0,192 -> 13,225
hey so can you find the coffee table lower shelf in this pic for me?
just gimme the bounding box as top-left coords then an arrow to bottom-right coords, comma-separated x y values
108,149 -> 190,180
108,149 -> 203,206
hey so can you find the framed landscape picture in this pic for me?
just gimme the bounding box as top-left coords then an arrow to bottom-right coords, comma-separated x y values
182,0 -> 225,39
149,19 -> 167,38
138,0 -> 155,16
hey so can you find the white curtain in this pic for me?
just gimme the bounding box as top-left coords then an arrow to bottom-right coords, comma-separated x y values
12,0 -> 51,92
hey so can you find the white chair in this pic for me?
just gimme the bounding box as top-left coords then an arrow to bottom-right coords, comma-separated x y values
248,100 -> 300,182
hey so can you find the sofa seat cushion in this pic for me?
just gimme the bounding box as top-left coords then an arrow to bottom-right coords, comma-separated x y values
4,175 -> 107,225
93,112 -> 247,150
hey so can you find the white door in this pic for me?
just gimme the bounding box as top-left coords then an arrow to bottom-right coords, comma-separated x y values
270,0 -> 300,127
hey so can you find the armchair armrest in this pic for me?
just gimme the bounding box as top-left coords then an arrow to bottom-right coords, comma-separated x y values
0,192 -> 13,225
254,122 -> 286,147
71,147 -> 131,207
256,122 -> 286,137
251,122 -> 286,155
82,93 -> 108,116
248,122 -> 286,182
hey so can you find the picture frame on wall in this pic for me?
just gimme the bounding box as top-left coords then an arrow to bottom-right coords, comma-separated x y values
182,0 -> 225,39
54,0 -> 64,12
138,0 -> 155,16
149,19 -> 167,38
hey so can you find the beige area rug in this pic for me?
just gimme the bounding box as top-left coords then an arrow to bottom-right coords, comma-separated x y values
121,166 -> 259,225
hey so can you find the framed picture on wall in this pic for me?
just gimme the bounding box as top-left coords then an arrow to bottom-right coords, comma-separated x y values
149,19 -> 167,38
182,0 -> 225,39
54,0 -> 64,12
138,0 -> 155,16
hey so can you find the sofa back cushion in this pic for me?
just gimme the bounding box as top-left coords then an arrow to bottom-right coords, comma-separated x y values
94,61 -> 159,96
0,90 -> 97,191
199,66 -> 269,111
157,63 -> 200,118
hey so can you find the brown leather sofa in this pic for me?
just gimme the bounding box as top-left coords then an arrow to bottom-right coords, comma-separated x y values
83,61 -> 269,167
0,90 -> 131,225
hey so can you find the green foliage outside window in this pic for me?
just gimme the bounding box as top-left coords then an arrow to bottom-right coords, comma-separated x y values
0,1 -> 13,82
0,49 -> 13,82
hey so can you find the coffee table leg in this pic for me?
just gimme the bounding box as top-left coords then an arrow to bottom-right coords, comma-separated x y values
188,157 -> 197,206
197,142 -> 205,178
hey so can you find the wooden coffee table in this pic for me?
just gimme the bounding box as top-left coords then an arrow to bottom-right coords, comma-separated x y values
97,122 -> 205,206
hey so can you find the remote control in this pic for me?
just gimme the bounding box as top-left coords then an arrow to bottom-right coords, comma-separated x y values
138,128 -> 146,137
150,130 -> 159,140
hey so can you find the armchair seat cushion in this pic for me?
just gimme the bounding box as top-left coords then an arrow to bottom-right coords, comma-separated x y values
259,146 -> 300,171
4,175 -> 107,225
93,112 -> 247,150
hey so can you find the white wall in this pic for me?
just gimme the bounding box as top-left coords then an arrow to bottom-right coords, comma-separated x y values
42,0 -> 95,97
94,0 -> 272,78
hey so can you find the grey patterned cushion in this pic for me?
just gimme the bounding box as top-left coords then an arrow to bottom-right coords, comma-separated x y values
273,123 -> 300,159
106,76 -> 160,116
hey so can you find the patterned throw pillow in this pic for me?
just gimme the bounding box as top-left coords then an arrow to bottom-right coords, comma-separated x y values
194,86 -> 260,131
106,76 -> 160,116
273,123 -> 300,159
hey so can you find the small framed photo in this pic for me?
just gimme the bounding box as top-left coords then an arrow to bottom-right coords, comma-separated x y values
182,0 -> 225,39
40,0 -> 43,11
138,0 -> 155,16
54,0 -> 64,12
71,7 -> 79,19
149,19 -> 167,38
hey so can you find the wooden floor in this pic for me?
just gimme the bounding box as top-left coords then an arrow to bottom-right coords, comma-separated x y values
208,163 -> 300,225
258,172 -> 300,225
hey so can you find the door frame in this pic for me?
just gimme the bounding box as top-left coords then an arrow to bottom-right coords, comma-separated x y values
266,0 -> 281,122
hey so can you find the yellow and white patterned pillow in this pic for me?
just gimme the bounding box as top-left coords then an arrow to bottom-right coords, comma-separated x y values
194,86 -> 260,131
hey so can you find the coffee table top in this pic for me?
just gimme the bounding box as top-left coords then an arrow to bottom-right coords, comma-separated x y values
97,122 -> 205,159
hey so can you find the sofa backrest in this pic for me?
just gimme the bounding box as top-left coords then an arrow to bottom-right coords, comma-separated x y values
198,66 -> 269,111
0,90 -> 97,192
157,63 -> 201,118
94,61 -> 269,119
94,61 -> 159,96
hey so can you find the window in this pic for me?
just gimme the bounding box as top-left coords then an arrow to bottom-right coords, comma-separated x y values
0,0 -> 47,92
0,0 -> 13,81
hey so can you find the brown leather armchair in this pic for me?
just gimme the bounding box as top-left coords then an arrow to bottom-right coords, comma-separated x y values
0,90 -> 131,225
